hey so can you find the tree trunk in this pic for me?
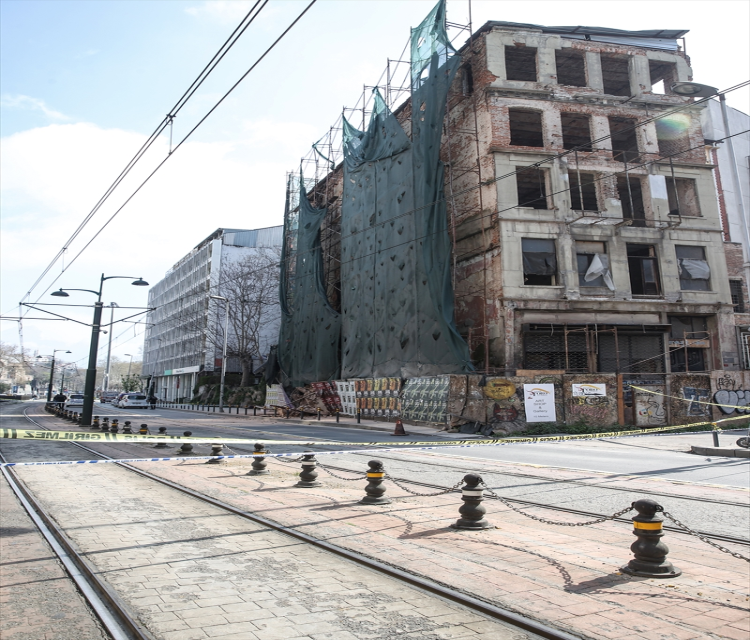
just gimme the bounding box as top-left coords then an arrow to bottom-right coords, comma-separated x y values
240,358 -> 253,387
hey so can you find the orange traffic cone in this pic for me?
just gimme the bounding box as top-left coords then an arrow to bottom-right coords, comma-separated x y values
392,418 -> 408,436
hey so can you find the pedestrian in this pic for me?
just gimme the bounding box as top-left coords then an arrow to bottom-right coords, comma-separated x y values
148,393 -> 157,410
52,392 -> 67,409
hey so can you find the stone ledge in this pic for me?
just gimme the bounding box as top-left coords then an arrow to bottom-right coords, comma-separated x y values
690,445 -> 750,458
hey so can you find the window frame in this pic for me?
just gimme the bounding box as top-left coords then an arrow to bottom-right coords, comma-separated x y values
522,238 -> 557,286
576,241 -> 607,288
627,244 -> 662,297
675,245 -> 711,291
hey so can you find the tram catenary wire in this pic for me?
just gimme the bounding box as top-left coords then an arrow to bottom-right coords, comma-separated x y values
24,405 -> 750,547
4,404 -> 575,640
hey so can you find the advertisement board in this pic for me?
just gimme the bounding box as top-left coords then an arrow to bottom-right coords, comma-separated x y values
571,383 -> 606,397
523,384 -> 556,422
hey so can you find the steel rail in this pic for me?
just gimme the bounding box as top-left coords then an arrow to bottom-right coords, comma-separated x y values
0,450 -> 154,640
10,408 -> 579,640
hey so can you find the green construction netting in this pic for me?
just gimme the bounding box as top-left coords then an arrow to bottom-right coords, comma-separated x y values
277,174 -> 341,386
410,0 -> 454,90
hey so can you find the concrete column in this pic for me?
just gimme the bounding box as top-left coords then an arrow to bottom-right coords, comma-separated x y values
585,51 -> 603,91
590,115 -> 612,152
629,55 -> 651,97
538,45 -> 557,85
647,174 -> 670,220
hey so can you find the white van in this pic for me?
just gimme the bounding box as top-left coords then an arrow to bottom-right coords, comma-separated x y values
119,394 -> 149,409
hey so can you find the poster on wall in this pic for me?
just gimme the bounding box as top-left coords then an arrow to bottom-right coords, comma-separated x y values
523,384 -> 556,423
355,378 -> 402,417
402,376 -> 450,422
571,383 -> 606,397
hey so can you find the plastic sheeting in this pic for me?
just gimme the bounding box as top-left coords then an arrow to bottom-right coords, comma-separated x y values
678,259 -> 711,280
584,253 -> 615,290
339,2 -> 472,380
277,176 -> 341,387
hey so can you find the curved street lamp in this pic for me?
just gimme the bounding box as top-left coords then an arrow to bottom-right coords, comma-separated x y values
124,353 -> 134,378
209,295 -> 229,413
36,349 -> 71,401
51,273 -> 148,425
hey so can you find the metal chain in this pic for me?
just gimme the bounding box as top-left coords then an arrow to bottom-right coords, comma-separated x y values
385,474 -> 463,497
662,511 -> 750,562
275,455 -> 305,464
317,464 -> 367,481
480,482 -> 633,526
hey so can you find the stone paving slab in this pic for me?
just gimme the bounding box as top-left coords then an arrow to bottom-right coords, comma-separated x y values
0,473 -> 108,640
12,460 -> 540,640
99,448 -> 750,640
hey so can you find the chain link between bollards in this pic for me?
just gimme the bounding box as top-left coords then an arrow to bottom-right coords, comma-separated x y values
317,463 -> 367,481
662,511 -> 750,562
385,474 -> 463,497
480,481 -> 633,526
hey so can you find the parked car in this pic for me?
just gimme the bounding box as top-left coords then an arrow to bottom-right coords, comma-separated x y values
119,394 -> 149,409
100,391 -> 119,404
65,393 -> 84,408
112,392 -> 127,407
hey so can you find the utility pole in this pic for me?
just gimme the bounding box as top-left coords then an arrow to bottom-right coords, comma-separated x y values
103,302 -> 118,391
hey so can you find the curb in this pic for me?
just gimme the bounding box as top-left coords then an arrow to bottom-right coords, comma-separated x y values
690,445 -> 750,458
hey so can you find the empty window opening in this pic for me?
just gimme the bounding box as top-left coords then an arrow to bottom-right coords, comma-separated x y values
522,238 -> 556,285
517,167 -> 550,209
576,241 -> 612,288
627,244 -> 661,296
649,60 -> 676,95
598,333 -> 665,373
666,177 -> 701,216
617,176 -> 646,226
505,45 -> 538,82
555,49 -> 587,87
730,280 -> 745,312
669,316 -> 708,372
601,55 -> 631,96
461,64 -> 474,96
509,109 -> 544,147
561,113 -> 592,151
609,117 -> 639,162
676,245 -> 711,291
524,330 -> 588,371
569,171 -> 598,212
656,114 -> 691,157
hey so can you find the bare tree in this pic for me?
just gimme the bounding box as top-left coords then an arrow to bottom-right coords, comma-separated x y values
206,249 -> 281,387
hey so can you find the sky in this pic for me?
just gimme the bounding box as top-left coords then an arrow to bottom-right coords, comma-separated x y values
2,0 -> 749,371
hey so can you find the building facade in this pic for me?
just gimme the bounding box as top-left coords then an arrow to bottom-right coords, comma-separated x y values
143,226 -> 283,401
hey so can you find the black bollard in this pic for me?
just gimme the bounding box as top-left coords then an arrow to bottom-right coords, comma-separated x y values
111,419 -> 119,432
206,444 -> 224,464
247,443 -> 270,475
621,499 -> 681,578
154,426 -> 169,448
254,406 -> 257,417
712,424 -> 720,447
295,451 -> 322,487
451,474 -> 492,530
122,421 -> 133,434
101,417 -> 110,432
358,460 -> 391,505
177,431 -> 194,455
317,408 -> 321,421
92,417 -> 100,429
336,411 -> 340,423
357,410 -> 361,424
139,424 -> 149,435
286,408 -> 291,419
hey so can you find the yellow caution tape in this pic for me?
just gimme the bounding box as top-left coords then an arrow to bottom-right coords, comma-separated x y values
2,415 -> 746,447
630,386 -> 750,412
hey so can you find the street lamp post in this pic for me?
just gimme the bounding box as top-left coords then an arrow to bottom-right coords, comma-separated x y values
209,295 -> 229,413
52,273 -> 148,425
38,349 -> 71,401
103,302 -> 119,391
124,353 -> 134,377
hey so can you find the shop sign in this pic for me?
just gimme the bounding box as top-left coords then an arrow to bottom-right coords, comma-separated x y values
571,383 -> 606,397
523,384 -> 556,423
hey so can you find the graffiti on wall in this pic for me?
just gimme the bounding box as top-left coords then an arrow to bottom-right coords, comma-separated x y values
682,387 -> 711,417
714,389 -> 750,415
634,387 -> 666,425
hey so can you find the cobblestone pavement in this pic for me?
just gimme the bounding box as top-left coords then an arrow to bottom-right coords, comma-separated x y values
0,474 -> 108,640
11,460 -> 537,640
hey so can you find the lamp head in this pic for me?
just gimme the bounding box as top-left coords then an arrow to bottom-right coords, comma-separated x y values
670,82 -> 718,98
131,278 -> 149,287
51,289 -> 69,297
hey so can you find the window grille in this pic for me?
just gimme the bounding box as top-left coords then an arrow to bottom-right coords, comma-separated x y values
730,280 -> 745,313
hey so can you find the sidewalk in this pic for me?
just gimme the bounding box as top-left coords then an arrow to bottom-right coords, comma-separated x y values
89,439 -> 750,640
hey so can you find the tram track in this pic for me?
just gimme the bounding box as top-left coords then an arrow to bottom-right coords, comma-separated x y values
0,404 -> 579,640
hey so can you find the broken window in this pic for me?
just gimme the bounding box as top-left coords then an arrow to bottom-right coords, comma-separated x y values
609,117 -> 639,162
522,238 -> 556,285
666,177 -> 700,216
627,244 -> 661,296
617,176 -> 646,227
649,60 -> 677,95
555,49 -> 587,87
601,55 -> 631,96
509,109 -> 544,147
676,245 -> 711,291
569,171 -> 598,212
561,113 -> 592,151
730,280 -> 745,312
656,114 -> 691,158
505,45 -> 537,82
461,64 -> 474,96
577,241 -> 614,289
516,166 -> 550,209
669,316 -> 708,372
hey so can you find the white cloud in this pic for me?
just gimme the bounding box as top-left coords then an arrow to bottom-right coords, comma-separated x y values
1,94 -> 69,121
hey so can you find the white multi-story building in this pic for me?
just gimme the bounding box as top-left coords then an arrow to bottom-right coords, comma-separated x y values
143,226 -> 283,401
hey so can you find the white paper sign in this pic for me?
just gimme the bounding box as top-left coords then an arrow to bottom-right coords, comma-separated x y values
523,384 -> 557,423
571,383 -> 606,397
